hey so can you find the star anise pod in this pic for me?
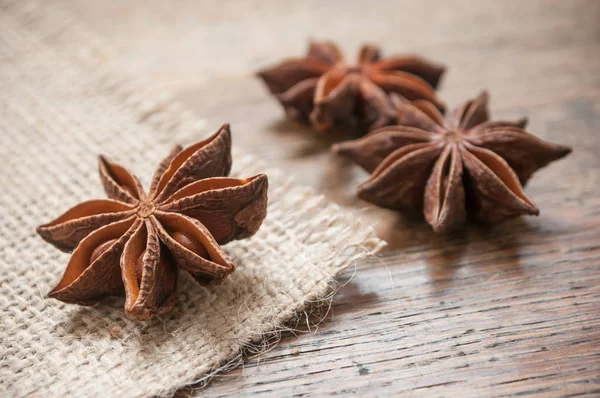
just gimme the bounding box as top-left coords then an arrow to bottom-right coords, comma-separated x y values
37,124 -> 268,320
257,40 -> 446,133
333,92 -> 572,233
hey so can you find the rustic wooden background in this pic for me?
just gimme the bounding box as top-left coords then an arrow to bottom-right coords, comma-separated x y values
63,0 -> 600,396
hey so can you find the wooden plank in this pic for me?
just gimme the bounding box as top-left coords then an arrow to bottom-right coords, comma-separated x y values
61,0 -> 600,396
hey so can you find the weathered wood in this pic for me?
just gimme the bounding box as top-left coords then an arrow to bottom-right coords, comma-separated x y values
63,0 -> 600,396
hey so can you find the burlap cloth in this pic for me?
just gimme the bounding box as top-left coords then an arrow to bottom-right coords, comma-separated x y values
0,1 -> 384,396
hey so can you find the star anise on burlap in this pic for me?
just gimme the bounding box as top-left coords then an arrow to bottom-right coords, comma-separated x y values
37,124 -> 268,320
257,40 -> 446,133
334,92 -> 572,233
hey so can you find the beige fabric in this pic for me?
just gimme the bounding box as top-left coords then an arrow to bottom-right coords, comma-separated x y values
0,1 -> 384,397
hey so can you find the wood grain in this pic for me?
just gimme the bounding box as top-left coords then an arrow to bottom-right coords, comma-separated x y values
62,0 -> 600,396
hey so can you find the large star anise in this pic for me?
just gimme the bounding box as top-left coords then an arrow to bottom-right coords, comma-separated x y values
257,40 -> 446,133
37,124 -> 268,320
334,92 -> 572,233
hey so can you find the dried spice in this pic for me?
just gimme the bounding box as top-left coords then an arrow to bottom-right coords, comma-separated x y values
334,92 -> 572,233
257,40 -> 446,133
37,124 -> 268,320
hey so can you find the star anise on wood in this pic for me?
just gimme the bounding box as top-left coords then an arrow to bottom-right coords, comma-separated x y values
257,40 -> 446,133
37,124 -> 268,320
333,92 -> 572,233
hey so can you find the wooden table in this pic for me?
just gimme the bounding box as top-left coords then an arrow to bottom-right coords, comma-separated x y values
63,0 -> 600,396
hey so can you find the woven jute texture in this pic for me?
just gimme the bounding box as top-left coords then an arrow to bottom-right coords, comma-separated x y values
0,1 -> 384,396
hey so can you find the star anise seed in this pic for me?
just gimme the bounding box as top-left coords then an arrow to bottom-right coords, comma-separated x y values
37,124 -> 268,320
333,92 -> 572,233
257,40 -> 446,133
